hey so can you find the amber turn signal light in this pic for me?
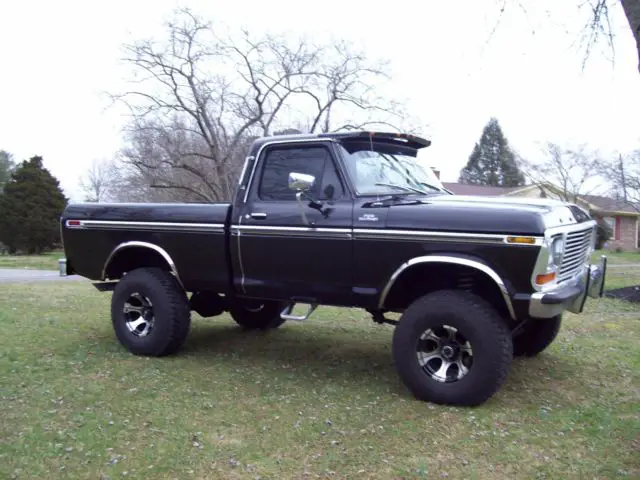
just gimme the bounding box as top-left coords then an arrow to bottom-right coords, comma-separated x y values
535,272 -> 556,285
506,236 -> 537,245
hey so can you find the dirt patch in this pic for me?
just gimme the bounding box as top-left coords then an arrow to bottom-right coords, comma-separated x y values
603,285 -> 640,303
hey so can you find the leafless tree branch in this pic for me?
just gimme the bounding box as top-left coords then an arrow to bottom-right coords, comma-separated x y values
78,158 -> 121,202
517,142 -> 603,202
108,8 -> 414,202
600,149 -> 640,211
488,1 -> 639,72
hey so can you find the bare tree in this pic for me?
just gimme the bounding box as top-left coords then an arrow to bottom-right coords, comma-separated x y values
489,1 -> 640,71
602,149 -> 640,211
0,149 -> 15,193
78,158 -> 121,202
111,8 -> 414,202
518,142 -> 603,202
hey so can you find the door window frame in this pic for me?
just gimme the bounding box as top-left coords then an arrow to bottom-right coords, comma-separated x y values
245,140 -> 354,203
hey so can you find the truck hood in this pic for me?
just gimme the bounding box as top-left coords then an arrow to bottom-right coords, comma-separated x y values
384,194 -> 591,235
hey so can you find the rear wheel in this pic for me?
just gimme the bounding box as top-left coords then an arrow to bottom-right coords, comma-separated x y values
392,290 -> 513,406
111,267 -> 191,356
512,315 -> 562,357
228,298 -> 287,330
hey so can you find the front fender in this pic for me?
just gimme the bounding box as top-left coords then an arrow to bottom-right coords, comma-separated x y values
378,254 -> 516,320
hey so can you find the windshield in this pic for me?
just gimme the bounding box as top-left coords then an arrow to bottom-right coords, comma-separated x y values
337,141 -> 446,196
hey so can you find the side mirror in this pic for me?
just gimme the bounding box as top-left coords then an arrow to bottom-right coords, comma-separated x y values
289,172 -> 315,192
288,172 -> 318,226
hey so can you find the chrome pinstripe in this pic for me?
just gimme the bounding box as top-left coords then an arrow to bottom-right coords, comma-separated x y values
65,219 -> 225,233
236,214 -> 248,294
231,225 -> 352,239
354,228 -> 543,246
66,219 -> 542,246
230,225 -> 541,245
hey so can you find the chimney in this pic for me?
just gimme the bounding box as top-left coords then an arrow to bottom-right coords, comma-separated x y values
431,167 -> 440,179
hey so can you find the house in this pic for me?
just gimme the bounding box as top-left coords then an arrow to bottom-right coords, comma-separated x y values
442,181 -> 640,251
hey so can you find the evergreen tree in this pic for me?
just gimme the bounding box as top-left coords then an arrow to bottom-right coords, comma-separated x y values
0,150 -> 15,193
458,117 -> 526,187
0,156 -> 68,253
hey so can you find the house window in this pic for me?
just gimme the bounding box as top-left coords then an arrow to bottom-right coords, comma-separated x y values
602,216 -> 619,240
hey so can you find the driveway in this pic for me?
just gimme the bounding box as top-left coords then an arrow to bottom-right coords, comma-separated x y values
0,269 -> 85,283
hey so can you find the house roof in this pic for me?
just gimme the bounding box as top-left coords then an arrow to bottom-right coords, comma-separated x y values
580,194 -> 639,215
442,182 -> 524,196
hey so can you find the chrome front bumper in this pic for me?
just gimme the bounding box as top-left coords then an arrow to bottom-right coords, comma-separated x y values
529,255 -> 607,318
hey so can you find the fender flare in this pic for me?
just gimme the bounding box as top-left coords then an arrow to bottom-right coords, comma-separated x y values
102,241 -> 183,288
378,255 -> 516,320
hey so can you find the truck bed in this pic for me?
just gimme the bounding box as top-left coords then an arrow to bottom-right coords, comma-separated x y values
61,202 -> 232,292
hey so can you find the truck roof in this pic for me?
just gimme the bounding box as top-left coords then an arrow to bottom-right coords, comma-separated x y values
252,130 -> 432,151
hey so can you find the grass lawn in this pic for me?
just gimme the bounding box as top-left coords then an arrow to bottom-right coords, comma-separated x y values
605,266 -> 640,291
594,252 -> 640,291
591,250 -> 640,265
0,251 -> 63,271
1,280 -> 639,479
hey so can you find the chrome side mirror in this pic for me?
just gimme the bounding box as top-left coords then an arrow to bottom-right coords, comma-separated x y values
288,172 -> 315,192
288,172 -> 316,226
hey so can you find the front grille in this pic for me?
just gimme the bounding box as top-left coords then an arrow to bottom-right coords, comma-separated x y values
558,227 -> 593,282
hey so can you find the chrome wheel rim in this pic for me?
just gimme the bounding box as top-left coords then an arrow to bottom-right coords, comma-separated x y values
416,325 -> 473,383
123,293 -> 155,337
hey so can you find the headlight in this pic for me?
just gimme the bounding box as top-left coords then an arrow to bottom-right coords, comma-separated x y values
535,234 -> 564,287
549,236 -> 565,267
588,227 -> 597,254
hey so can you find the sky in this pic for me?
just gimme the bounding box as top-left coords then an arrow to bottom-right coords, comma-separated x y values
1,0 -> 639,201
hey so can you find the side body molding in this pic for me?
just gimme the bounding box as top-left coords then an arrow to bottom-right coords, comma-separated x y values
378,255 -> 516,320
101,241 -> 183,287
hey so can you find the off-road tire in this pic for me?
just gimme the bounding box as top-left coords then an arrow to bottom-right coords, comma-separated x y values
392,290 -> 513,406
228,299 -> 287,330
111,267 -> 191,356
512,315 -> 562,357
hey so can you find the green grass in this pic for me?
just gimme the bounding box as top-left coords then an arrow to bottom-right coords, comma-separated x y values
591,250 -> 640,265
0,251 -> 63,270
605,266 -> 640,290
1,281 -> 639,479
596,252 -> 640,291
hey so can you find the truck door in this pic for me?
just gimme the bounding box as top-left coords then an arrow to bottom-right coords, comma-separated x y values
233,140 -> 354,305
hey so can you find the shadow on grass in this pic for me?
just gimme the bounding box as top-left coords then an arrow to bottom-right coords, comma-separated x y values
181,323 -> 404,391
83,320 -> 590,406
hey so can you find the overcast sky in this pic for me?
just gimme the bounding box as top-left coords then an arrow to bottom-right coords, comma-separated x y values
1,0 -> 638,201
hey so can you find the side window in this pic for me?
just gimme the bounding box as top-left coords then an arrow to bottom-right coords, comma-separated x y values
318,158 -> 345,200
258,146 -> 344,201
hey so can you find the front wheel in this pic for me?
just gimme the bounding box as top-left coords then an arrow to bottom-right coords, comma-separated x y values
111,267 -> 191,356
392,290 -> 513,406
512,315 -> 562,357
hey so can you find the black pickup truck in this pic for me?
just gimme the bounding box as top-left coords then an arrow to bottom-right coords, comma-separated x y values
59,131 -> 607,406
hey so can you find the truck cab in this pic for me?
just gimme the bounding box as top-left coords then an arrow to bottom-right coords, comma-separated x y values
60,131 -> 607,406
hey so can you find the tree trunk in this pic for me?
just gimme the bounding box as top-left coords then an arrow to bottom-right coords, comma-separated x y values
621,0 -> 640,72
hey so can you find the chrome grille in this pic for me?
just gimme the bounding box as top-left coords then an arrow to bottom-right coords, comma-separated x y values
558,227 -> 593,282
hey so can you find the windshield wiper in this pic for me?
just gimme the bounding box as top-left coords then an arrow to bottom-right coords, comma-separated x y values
374,182 -> 428,194
415,181 -> 444,193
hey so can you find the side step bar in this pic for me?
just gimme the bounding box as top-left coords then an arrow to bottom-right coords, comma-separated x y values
280,303 -> 317,321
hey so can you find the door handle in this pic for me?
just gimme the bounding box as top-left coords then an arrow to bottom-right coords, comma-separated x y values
249,212 -> 267,219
